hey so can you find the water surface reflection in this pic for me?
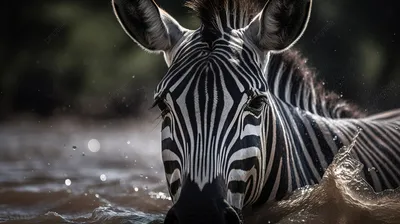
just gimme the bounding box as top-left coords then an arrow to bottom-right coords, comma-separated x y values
0,119 -> 399,224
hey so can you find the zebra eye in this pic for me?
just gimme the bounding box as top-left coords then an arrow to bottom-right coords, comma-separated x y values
248,96 -> 267,111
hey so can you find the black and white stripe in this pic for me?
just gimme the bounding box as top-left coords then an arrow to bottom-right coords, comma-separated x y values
155,28 -> 400,208
112,0 -> 400,217
156,31 -> 271,207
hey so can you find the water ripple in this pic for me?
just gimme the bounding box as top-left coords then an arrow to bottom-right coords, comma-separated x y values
0,120 -> 400,224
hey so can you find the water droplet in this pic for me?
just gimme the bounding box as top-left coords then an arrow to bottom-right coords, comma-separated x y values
125,155 -> 128,159
100,174 -> 107,181
88,139 -> 101,152
72,146 -> 77,150
134,187 -> 139,192
333,135 -> 338,141
82,152 -> 85,156
65,179 -> 71,186
127,141 -> 131,145
47,162 -> 51,166
95,194 -> 100,198
145,176 -> 148,179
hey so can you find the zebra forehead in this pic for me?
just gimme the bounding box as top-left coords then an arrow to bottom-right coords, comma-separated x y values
185,0 -> 264,30
154,60 -> 268,100
154,32 -> 269,98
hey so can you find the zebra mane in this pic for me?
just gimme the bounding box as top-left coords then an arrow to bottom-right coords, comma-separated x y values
185,0 -> 363,119
268,50 -> 365,119
185,0 -> 264,30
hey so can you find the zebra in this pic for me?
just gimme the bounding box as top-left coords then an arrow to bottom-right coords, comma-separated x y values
111,0 -> 400,223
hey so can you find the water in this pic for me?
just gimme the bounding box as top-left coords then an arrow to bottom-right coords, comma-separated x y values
0,118 -> 399,224
247,137 -> 400,224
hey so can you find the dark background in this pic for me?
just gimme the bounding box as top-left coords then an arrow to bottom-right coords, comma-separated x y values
1,0 -> 399,121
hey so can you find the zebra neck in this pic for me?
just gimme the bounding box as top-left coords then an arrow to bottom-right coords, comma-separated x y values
266,51 -> 365,119
258,94 -> 400,205
257,97 -> 349,203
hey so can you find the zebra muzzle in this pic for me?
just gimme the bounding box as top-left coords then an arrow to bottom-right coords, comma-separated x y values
164,199 -> 242,224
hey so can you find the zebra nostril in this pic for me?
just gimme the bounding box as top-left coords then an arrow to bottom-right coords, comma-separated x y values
164,208 -> 179,224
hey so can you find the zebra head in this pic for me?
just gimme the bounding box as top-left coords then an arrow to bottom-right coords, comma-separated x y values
112,0 -> 311,223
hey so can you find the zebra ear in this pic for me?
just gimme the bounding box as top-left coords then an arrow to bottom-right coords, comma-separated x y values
112,0 -> 186,53
246,0 -> 312,53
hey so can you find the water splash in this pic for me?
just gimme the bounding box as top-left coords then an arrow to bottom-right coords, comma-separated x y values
1,120 -> 400,224
247,133 -> 400,224
88,139 -> 101,152
100,174 -> 107,182
65,179 -> 72,186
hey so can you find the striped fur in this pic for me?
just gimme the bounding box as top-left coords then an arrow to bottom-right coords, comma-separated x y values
155,29 -> 400,208
112,0 -> 400,220
185,0 -> 263,30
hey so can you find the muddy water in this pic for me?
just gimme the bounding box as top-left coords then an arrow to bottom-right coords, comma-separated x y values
0,118 -> 399,224
247,139 -> 400,224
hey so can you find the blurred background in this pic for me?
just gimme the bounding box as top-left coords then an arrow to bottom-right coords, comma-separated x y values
1,0 -> 399,122
0,1 -> 400,223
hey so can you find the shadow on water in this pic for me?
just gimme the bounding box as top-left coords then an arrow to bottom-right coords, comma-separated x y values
0,119 -> 399,224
